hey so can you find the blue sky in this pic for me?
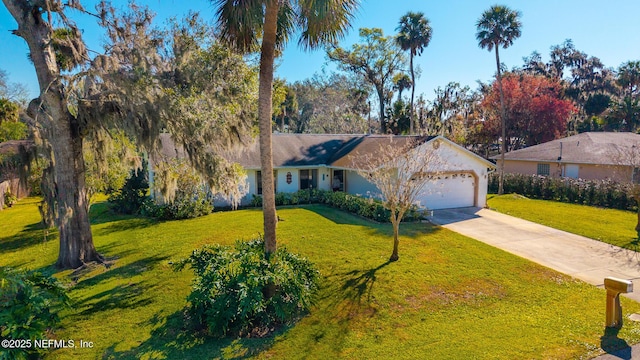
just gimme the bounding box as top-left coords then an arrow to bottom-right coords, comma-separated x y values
1,0 -> 639,101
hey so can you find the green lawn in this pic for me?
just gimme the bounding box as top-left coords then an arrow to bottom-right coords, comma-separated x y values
487,194 -> 639,250
2,198 -> 640,359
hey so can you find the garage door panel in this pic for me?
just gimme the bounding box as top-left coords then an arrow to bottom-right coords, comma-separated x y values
417,173 -> 475,210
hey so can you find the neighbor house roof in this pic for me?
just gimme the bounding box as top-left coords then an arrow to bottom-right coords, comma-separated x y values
493,132 -> 640,166
0,140 -> 33,157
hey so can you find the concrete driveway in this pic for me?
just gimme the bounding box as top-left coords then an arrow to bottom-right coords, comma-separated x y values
430,207 -> 640,303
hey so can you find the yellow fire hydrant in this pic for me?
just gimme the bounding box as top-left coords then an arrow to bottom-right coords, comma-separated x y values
604,277 -> 633,328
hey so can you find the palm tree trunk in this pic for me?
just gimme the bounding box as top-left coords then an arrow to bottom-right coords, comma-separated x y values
409,53 -> 415,135
495,46 -> 507,195
259,0 -> 279,257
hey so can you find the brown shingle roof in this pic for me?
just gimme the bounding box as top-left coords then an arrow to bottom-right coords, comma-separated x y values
225,134 -> 362,168
493,132 -> 640,166
158,133 -> 434,169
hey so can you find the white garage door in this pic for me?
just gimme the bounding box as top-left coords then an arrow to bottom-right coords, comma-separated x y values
416,173 -> 475,210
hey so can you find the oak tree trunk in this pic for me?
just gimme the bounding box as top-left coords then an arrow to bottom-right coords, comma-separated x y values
50,109 -> 102,268
3,0 -> 102,269
259,0 -> 279,258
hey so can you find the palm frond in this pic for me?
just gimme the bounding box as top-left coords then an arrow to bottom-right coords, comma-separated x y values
296,0 -> 360,51
275,1 -> 296,53
396,11 -> 431,57
212,0 -> 264,53
475,5 -> 521,51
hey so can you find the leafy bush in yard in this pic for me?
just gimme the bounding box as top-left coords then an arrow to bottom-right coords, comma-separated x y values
139,160 -> 213,220
108,164 -> 149,215
250,189 -> 423,223
141,194 -> 212,220
0,267 -> 69,360
174,239 -> 319,337
489,173 -> 637,211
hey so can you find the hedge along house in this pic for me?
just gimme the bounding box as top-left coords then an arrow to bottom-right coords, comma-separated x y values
493,132 -> 640,183
153,133 -> 495,210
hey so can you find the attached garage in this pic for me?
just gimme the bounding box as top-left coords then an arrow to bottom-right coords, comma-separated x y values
416,172 -> 477,210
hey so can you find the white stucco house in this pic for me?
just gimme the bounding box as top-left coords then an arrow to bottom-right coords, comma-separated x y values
153,133 -> 495,210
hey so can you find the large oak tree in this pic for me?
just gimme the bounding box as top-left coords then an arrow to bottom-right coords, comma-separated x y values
328,28 -> 406,134
3,1 -> 256,268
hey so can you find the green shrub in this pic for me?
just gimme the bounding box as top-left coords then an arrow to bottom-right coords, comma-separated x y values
174,239 -> 320,337
108,164 -> 149,215
141,195 -> 212,220
0,121 -> 28,142
489,173 -> 638,211
0,267 -> 69,360
250,194 -> 262,207
3,191 -> 17,208
251,189 -> 422,223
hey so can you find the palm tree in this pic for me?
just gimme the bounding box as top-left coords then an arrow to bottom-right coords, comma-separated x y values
212,0 -> 359,258
396,12 -> 432,135
392,72 -> 412,103
476,5 -> 521,195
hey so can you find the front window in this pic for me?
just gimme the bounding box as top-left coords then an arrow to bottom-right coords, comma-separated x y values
633,167 -> 640,184
332,170 -> 345,191
256,170 -> 277,195
299,169 -> 318,189
537,163 -> 550,176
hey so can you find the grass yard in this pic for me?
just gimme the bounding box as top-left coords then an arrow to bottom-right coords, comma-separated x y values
487,194 -> 639,250
2,198 -> 640,359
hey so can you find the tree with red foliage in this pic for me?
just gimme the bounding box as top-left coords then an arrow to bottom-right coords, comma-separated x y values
480,73 -> 576,151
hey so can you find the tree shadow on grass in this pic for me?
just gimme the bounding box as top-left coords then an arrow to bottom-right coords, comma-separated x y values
296,261 -> 390,355
0,221 -> 55,255
305,205 -> 440,239
364,222 -> 441,240
339,261 -> 391,306
92,217 -> 157,237
600,326 -> 631,359
71,255 -> 170,291
101,309 -> 284,360
305,204 -> 378,226
76,281 -> 155,317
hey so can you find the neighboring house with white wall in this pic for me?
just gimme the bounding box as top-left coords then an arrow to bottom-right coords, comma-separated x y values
154,133 -> 495,210
494,132 -> 640,183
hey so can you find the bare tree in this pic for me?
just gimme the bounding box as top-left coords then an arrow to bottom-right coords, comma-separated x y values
356,137 -> 444,261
